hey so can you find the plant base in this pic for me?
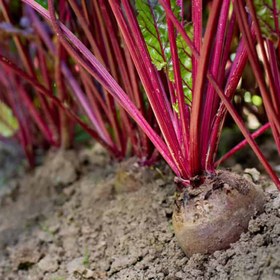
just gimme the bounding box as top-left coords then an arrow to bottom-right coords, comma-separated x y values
173,170 -> 265,257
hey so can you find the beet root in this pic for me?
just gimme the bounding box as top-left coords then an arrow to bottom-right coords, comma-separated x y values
172,170 -> 265,257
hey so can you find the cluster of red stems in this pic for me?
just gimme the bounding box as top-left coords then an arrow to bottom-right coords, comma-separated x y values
0,0 -> 279,189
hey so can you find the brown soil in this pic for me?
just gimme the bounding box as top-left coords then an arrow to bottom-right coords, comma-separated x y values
0,144 -> 279,280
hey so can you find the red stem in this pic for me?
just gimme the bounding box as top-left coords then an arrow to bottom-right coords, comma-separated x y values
55,41 -> 71,148
25,0 -> 181,175
201,0 -> 230,170
206,33 -> 251,169
192,0 -> 202,82
246,0 -> 280,116
234,0 -> 280,157
109,0 -> 188,176
0,54 -> 121,157
189,0 -> 223,176
215,123 -> 271,167
208,73 -> 280,190
166,0 -> 189,163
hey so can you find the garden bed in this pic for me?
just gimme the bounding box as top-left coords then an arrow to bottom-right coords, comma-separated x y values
0,144 -> 279,280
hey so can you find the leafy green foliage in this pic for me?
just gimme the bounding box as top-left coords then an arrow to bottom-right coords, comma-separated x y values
0,101 -> 19,137
254,0 -> 279,41
171,25 -> 193,104
136,0 -> 192,104
35,0 -> 48,9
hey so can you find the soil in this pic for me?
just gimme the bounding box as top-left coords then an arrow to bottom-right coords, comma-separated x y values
0,140 -> 25,191
0,143 -> 279,280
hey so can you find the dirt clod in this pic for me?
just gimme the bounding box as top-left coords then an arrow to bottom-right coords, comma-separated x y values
38,255 -> 59,273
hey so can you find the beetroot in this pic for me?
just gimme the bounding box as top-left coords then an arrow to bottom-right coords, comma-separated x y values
173,170 -> 265,256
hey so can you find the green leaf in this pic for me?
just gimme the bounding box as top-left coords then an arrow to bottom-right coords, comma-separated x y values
172,101 -> 179,114
136,0 -> 169,70
254,0 -> 280,41
252,95 -> 263,106
136,0 -> 192,106
175,25 -> 193,104
0,101 -> 19,137
35,0 -> 48,9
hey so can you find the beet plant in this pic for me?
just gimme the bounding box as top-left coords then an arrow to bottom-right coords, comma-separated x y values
0,0 -> 156,165
0,0 -> 76,165
4,0 -> 280,256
